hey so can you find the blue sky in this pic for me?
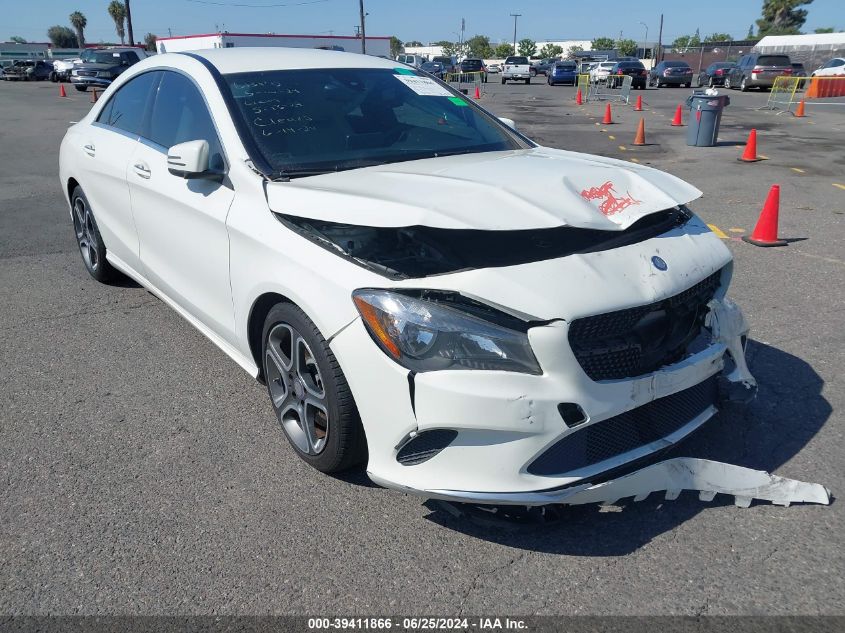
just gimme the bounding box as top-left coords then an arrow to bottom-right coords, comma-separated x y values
7,0 -> 842,45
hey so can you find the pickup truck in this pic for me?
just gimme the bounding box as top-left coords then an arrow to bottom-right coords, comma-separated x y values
502,55 -> 532,84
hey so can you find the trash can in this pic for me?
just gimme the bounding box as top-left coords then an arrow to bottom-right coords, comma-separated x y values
685,91 -> 730,147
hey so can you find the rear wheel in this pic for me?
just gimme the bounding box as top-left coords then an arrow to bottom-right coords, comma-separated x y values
501,77 -> 505,84
262,303 -> 367,473
740,76 -> 748,91
724,76 -> 732,89
70,186 -> 121,283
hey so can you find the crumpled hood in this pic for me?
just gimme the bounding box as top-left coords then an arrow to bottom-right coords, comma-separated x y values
266,147 -> 702,231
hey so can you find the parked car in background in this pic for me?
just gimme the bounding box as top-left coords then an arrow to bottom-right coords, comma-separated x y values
589,61 -> 616,83
420,61 -> 446,79
531,58 -> 556,76
502,55 -> 532,84
0,60 -> 16,79
70,47 -> 148,91
649,60 -> 693,87
579,61 -> 595,75
812,57 -> 845,76
725,53 -> 792,91
395,53 -> 426,68
459,58 -> 488,82
486,62 -> 501,74
431,55 -> 457,75
3,59 -> 53,81
608,60 -> 647,89
790,62 -> 807,78
696,62 -> 736,87
52,57 -> 82,82
547,61 -> 578,86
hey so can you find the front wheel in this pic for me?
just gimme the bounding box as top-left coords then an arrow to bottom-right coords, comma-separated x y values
70,186 -> 121,283
262,303 -> 367,473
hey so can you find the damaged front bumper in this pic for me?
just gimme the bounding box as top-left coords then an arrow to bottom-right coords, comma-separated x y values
401,458 -> 831,507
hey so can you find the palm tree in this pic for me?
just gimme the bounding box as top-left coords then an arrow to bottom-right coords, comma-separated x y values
108,1 -> 127,45
69,11 -> 86,48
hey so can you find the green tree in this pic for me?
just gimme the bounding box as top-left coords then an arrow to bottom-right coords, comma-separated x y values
746,24 -> 756,38
9,35 -> 27,43
405,40 -> 423,47
517,38 -> 537,57
47,25 -> 78,48
703,32 -> 733,42
616,38 -> 637,56
567,44 -> 584,58
144,32 -> 157,52
493,42 -> 514,58
672,33 -> 701,49
591,36 -> 615,50
69,11 -> 87,48
756,0 -> 814,36
814,27 -> 835,33
538,43 -> 563,59
389,35 -> 403,57
466,34 -> 493,58
108,1 -> 127,45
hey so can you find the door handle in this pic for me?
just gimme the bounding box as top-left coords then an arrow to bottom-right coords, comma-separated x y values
133,162 -> 151,179
83,143 -> 95,156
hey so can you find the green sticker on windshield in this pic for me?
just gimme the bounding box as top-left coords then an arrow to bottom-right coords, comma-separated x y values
394,67 -> 415,75
448,96 -> 468,106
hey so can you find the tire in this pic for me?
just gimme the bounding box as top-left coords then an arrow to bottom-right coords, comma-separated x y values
74,85 -> 87,92
709,78 -> 715,88
525,78 -> 530,84
696,76 -> 702,87
740,76 -> 748,92
262,303 -> 367,473
70,186 -> 121,283
50,71 -> 58,82
501,77 -> 506,84
724,76 -> 732,89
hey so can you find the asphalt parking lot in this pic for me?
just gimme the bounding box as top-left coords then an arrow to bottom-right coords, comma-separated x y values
1,78 -> 844,616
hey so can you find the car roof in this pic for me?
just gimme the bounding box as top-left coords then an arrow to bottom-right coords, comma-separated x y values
184,47 -> 400,74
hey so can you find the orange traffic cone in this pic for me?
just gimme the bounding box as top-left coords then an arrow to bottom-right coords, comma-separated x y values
794,99 -> 806,117
634,94 -> 643,111
602,102 -> 613,124
473,85 -> 480,99
59,84 -> 67,98
742,185 -> 787,247
738,129 -> 762,162
633,117 -> 646,145
670,104 -> 683,126
576,88 -> 583,105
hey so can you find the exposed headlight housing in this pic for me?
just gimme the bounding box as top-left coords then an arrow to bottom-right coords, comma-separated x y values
352,289 -> 541,374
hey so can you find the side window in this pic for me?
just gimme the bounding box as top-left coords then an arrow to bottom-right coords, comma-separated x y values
148,71 -> 225,170
96,71 -> 159,136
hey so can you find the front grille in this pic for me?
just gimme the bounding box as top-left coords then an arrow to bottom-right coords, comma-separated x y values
77,70 -> 96,77
396,430 -> 458,466
568,270 -> 722,381
527,376 -> 719,476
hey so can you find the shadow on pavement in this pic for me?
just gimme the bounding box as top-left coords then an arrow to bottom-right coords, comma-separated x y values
421,340 -> 831,553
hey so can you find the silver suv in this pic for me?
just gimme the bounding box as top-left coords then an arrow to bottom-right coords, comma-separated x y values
725,53 -> 792,91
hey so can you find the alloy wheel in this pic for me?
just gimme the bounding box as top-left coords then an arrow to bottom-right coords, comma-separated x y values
72,196 -> 99,272
265,322 -> 329,455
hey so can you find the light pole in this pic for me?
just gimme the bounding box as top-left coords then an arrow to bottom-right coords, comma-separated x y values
638,21 -> 648,59
510,13 -> 521,55
359,0 -> 366,54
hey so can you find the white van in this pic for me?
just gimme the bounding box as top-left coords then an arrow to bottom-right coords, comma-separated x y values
396,53 -> 426,68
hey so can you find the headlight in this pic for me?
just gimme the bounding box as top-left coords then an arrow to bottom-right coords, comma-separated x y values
352,290 -> 541,374
72,69 -> 79,76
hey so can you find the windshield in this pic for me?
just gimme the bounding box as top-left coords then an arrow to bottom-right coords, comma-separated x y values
664,61 -> 690,68
80,50 -> 125,64
505,56 -> 528,65
224,68 -> 526,177
461,60 -> 483,70
757,55 -> 790,66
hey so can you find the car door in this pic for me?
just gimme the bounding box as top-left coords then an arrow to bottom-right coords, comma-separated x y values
79,70 -> 159,272
127,70 -> 236,340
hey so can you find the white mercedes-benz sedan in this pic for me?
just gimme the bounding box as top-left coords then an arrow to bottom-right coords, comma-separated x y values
59,48 -> 760,505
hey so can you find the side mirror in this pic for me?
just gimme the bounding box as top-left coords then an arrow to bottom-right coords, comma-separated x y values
498,117 -> 517,131
167,140 -> 222,180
